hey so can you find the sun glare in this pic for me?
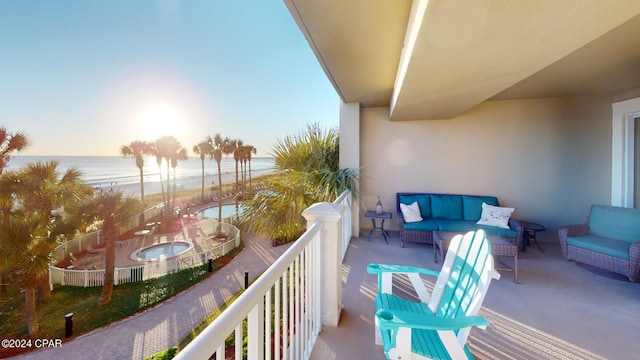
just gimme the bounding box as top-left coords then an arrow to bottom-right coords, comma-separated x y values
137,102 -> 185,140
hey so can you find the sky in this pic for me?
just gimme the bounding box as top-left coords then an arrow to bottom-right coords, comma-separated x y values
0,1 -> 339,157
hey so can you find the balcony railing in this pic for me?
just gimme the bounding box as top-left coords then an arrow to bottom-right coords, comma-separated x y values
333,190 -> 352,261
176,190 -> 352,360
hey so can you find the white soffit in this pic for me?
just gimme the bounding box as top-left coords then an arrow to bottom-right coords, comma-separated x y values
391,0 -> 640,120
284,0 -> 640,121
284,0 -> 411,107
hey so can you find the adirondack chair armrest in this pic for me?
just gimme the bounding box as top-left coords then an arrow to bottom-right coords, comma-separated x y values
376,309 -> 490,331
367,263 -> 440,277
368,264 -> 439,303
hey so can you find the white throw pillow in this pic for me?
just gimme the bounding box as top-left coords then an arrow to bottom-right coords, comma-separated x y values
400,202 -> 423,223
476,202 -> 514,229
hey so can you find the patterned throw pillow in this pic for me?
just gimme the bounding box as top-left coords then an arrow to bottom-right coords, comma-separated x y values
400,202 -> 423,223
476,202 -> 514,229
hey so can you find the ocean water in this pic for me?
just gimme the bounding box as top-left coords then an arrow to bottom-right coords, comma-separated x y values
5,156 -> 275,189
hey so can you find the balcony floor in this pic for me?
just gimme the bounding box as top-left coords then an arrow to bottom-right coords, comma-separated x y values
311,232 -> 640,359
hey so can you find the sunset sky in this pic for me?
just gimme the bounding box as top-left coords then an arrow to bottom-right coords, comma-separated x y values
0,1 -> 338,157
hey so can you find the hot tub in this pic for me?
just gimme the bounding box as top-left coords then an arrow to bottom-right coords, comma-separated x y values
131,241 -> 192,261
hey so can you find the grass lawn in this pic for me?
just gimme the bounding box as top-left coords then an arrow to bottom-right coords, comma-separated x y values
0,245 -> 242,359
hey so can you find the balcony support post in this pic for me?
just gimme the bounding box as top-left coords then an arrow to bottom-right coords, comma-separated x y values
302,202 -> 346,327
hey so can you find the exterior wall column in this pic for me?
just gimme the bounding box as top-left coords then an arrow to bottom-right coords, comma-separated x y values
340,102 -> 360,236
302,202 -> 346,327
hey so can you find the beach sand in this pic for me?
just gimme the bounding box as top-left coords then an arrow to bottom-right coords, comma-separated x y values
109,168 -> 275,198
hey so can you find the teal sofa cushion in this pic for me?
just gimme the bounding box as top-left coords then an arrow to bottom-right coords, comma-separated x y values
431,195 -> 463,220
462,195 -> 499,221
567,234 -> 631,260
432,219 -> 517,238
403,219 -> 439,232
433,219 -> 476,233
589,205 -> 640,243
399,195 -> 431,218
477,224 -> 517,238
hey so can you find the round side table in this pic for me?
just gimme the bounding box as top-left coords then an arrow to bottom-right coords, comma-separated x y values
364,210 -> 392,244
520,221 -> 545,252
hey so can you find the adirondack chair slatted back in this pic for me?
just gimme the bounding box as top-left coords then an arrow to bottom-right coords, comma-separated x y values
429,230 -> 493,343
369,230 -> 498,359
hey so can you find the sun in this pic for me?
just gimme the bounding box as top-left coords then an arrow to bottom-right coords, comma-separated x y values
137,102 -> 185,140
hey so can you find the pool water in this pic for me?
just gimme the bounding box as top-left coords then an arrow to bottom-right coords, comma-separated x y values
133,242 -> 191,261
199,204 -> 239,219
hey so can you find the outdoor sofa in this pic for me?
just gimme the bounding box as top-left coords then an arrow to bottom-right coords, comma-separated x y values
396,192 -> 523,248
559,204 -> 640,282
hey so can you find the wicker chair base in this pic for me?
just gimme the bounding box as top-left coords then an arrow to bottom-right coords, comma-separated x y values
400,229 -> 433,247
567,245 -> 636,282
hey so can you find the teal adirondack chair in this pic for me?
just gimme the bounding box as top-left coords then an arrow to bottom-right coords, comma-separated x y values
367,230 -> 500,360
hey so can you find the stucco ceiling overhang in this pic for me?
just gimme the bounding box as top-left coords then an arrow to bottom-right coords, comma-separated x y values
285,0 -> 640,121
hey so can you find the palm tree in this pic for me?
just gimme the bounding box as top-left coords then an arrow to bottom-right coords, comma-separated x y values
0,214 -> 48,334
0,172 -> 19,295
121,141 -> 153,217
0,126 -> 28,173
231,139 -> 243,199
150,146 -> 167,214
0,213 -> 77,334
244,144 -> 257,188
170,147 -> 188,208
151,137 -> 175,222
240,171 -> 311,244
206,134 -> 231,235
193,141 -> 213,203
240,124 -> 358,244
13,161 -> 93,299
77,191 -> 141,305
152,136 -> 186,225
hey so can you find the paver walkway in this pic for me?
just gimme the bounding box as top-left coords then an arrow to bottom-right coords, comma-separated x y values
15,232 -> 292,360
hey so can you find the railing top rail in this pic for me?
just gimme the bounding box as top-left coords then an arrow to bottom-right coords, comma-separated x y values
334,189 -> 351,204
176,221 -> 321,359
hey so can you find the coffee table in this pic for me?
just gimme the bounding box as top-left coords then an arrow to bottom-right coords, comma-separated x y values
433,231 -> 519,283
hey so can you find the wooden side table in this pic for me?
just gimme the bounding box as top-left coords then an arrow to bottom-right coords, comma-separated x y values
365,210 -> 392,244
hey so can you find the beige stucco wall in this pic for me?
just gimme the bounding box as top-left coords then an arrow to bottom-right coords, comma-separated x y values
358,95 -> 612,234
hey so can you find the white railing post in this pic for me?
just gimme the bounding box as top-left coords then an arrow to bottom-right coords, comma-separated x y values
333,190 -> 353,260
247,301 -> 264,360
302,202 -> 345,327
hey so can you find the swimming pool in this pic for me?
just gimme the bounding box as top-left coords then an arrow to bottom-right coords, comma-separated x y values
199,204 -> 240,219
131,241 -> 192,261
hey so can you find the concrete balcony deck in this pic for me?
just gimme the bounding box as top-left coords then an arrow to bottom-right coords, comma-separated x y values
312,232 -> 640,359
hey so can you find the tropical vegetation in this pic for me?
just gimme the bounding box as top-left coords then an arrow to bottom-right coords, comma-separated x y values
198,133 -> 259,236
0,128 -> 28,296
192,140 -> 213,203
239,123 -> 358,244
0,160 -> 93,333
0,126 -> 28,173
152,136 -> 188,228
121,140 -> 153,221
0,213 -> 72,334
0,124 -> 264,342
72,190 -> 142,305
